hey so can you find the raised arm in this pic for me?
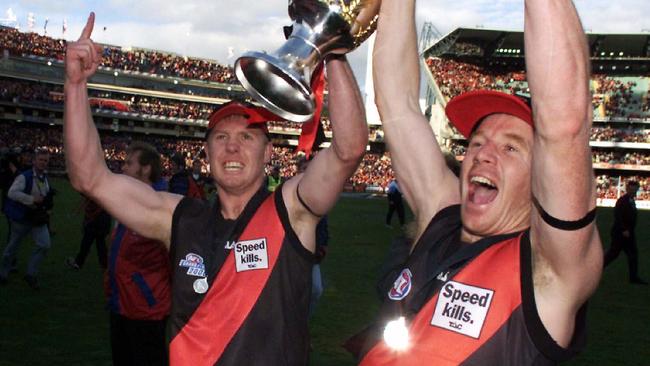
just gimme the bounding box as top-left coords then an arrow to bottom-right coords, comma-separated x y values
283,56 -> 368,251
525,0 -> 602,338
64,13 -> 180,247
373,0 -> 460,236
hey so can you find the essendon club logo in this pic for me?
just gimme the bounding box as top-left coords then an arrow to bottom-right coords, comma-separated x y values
179,253 -> 206,277
388,268 -> 413,301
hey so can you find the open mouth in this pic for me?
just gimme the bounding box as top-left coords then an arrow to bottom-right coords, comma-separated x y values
468,176 -> 498,205
224,161 -> 243,171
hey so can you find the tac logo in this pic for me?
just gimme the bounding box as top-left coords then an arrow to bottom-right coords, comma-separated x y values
430,281 -> 494,338
178,253 -> 206,277
388,268 -> 413,301
234,238 -> 269,272
436,271 -> 449,282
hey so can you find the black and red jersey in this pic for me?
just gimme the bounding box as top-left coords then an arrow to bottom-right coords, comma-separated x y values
359,205 -> 586,365
168,188 -> 313,365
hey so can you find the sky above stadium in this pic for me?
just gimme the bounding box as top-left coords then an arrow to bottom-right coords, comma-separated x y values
2,0 -> 649,92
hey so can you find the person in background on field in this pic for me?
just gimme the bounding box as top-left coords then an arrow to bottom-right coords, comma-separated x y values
604,180 -> 646,284
188,159 -> 208,200
168,154 -> 189,195
385,179 -> 405,228
66,195 -> 111,270
0,148 -> 53,290
267,164 -> 282,192
104,142 -> 170,365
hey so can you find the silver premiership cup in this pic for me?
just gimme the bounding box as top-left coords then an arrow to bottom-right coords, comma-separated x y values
234,0 -> 381,122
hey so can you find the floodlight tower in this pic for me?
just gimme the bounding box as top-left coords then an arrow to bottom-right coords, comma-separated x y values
0,8 -> 19,28
419,22 -> 442,54
419,22 -> 442,117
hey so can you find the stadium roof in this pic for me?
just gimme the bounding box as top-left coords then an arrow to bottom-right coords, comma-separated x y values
425,28 -> 650,61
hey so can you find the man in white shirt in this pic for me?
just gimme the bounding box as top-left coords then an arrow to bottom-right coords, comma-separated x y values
0,149 -> 52,289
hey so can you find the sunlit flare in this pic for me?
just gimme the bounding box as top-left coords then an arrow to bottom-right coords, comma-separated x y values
383,317 -> 410,351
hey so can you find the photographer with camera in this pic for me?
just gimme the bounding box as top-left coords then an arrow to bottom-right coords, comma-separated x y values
0,148 -> 53,290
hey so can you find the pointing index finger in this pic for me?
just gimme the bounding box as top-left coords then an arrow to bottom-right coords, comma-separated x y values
79,12 -> 95,41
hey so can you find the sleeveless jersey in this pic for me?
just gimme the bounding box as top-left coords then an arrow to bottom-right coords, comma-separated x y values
168,189 -> 313,365
359,205 -> 586,365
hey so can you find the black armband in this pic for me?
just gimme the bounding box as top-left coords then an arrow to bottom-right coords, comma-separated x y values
532,196 -> 596,231
296,183 -> 323,217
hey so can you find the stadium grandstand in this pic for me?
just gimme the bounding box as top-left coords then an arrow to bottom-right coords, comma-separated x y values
421,27 -> 650,208
0,25 -> 393,191
4,24 -> 647,202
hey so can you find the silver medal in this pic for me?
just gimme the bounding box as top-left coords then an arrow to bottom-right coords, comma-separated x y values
193,277 -> 209,294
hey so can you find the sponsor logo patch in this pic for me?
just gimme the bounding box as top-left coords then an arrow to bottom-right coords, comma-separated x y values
388,268 -> 413,301
179,253 -> 206,277
430,280 -> 494,338
234,238 -> 268,272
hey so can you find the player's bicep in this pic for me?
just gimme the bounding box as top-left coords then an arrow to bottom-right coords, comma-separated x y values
530,135 -> 601,292
289,148 -> 355,217
89,172 -> 181,246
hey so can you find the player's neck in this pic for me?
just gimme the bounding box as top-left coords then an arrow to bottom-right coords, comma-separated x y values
217,184 -> 263,220
460,229 -> 484,244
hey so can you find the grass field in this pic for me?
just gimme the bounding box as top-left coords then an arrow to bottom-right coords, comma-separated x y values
0,178 -> 648,365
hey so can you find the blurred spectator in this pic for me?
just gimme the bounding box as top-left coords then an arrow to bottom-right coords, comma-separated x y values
604,180 -> 647,285
188,159 -> 208,200
266,165 -> 282,192
65,196 -> 111,270
0,149 -> 53,290
168,154 -> 190,195
385,179 -> 405,228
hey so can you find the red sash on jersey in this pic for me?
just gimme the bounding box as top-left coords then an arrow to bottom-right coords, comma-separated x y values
360,234 -> 522,366
169,194 -> 284,365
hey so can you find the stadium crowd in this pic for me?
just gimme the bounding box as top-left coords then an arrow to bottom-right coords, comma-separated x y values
593,150 -> 650,166
0,78 -> 56,105
0,124 -> 395,189
0,122 -> 647,197
0,126 -> 647,201
426,58 -> 650,121
425,57 -> 528,99
591,126 -> 650,143
0,78 -> 215,120
1,29 -> 648,199
448,42 -> 484,56
3,26 -> 650,122
592,74 -> 647,119
267,119 -> 332,133
596,174 -> 650,200
1,78 -> 337,133
1,27 -> 236,84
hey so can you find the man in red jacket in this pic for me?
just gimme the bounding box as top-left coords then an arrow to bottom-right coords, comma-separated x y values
105,141 -> 170,366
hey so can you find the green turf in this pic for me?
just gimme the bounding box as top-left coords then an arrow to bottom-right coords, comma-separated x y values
0,179 -> 648,365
